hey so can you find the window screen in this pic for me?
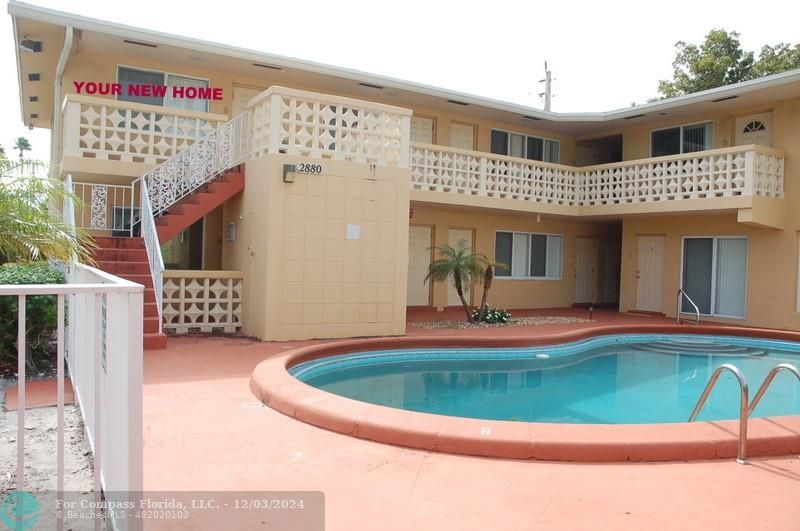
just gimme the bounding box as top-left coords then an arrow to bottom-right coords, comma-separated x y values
651,127 -> 681,157
118,67 -> 165,106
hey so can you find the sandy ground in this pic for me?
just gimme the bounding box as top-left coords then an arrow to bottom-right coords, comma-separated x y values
0,377 -> 94,493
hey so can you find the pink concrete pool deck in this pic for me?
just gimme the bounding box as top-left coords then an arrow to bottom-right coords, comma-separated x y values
143,310 -> 800,530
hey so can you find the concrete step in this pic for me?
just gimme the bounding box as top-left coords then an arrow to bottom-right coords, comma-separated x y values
94,247 -> 148,263
96,261 -> 150,275
157,169 -> 245,243
144,332 -> 168,350
93,236 -> 145,249
143,317 -> 160,334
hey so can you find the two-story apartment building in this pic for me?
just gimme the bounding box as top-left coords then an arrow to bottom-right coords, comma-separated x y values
9,1 -> 799,348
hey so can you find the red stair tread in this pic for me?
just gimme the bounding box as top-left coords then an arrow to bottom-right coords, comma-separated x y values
157,168 -> 245,243
93,235 -> 166,351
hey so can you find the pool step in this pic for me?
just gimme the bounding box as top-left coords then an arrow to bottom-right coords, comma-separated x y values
633,342 -> 767,357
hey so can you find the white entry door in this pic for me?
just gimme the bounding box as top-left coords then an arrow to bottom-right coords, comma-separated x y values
407,226 -> 432,306
232,85 -> 265,117
448,228 -> 473,306
575,237 -> 595,303
636,236 -> 665,312
735,112 -> 772,147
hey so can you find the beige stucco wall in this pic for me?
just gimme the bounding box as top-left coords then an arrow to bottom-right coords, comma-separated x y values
619,213 -> 800,330
221,154 -> 409,341
409,204 -> 619,310
60,50 -> 576,165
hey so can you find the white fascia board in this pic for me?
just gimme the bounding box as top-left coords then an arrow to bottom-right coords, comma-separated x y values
8,0 -> 800,123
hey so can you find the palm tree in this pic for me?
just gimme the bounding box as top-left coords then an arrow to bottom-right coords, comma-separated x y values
425,241 -> 489,322
0,162 -> 95,263
14,137 -> 32,160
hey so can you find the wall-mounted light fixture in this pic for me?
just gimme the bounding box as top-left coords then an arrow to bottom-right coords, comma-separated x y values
19,38 -> 42,53
283,163 -> 296,183
226,222 -> 236,242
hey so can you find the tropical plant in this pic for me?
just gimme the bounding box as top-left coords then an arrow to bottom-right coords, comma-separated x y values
14,137 -> 31,160
0,162 -> 95,263
658,29 -> 800,98
425,241 -> 489,322
0,262 -> 65,373
470,307 -> 511,324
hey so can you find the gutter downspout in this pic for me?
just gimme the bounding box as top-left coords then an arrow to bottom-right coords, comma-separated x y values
50,26 -> 73,179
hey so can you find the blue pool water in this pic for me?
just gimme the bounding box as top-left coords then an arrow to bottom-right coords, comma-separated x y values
291,334 -> 800,424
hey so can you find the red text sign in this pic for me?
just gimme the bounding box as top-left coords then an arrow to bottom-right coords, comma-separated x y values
73,81 -> 223,100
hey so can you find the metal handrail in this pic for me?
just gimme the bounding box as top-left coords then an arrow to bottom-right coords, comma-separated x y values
677,288 -> 701,325
687,364 -> 749,464
748,363 -> 800,416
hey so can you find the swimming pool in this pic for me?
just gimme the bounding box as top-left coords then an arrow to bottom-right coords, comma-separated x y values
291,334 -> 800,424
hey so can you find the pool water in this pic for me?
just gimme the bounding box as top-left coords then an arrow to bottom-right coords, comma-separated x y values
291,335 -> 800,424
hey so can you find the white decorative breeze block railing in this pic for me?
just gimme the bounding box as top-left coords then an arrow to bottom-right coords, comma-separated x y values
753,150 -> 785,197
410,144 -> 578,205
140,178 -> 165,331
250,86 -> 412,168
410,143 -> 785,208
62,94 -> 227,165
139,111 -> 249,216
162,270 -> 243,334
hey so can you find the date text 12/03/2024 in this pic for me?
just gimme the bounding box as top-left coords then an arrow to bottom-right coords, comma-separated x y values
72,81 -> 223,100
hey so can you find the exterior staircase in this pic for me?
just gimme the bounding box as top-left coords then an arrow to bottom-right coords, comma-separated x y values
155,166 -> 245,243
93,236 -> 168,350
92,167 -> 246,350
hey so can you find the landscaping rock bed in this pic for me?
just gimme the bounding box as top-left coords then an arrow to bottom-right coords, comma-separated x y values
410,316 -> 591,329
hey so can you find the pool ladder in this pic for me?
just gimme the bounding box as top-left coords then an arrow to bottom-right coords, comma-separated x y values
676,288 -> 701,325
688,362 -> 800,464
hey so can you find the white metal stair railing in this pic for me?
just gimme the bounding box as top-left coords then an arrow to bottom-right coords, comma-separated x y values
135,111 -> 250,217
130,112 -> 250,330
140,178 -> 165,333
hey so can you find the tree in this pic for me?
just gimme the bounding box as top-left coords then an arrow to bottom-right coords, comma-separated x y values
751,43 -> 800,78
658,29 -> 800,98
14,137 -> 31,160
0,146 -> 7,170
425,241 -> 488,322
0,161 -> 95,263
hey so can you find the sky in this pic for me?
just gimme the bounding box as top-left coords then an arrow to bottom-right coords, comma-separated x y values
1,0 -> 798,164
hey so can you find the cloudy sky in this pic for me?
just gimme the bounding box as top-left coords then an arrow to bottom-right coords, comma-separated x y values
1,0 -> 797,163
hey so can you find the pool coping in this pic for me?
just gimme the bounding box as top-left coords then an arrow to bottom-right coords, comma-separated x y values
249,324 -> 800,462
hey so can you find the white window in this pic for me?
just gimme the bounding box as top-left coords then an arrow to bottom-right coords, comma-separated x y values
495,231 -> 562,279
490,129 -> 560,163
651,122 -> 713,157
411,116 -> 435,144
681,236 -> 747,318
117,66 -> 210,112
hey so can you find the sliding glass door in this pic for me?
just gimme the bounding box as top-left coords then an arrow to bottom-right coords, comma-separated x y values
681,237 -> 747,318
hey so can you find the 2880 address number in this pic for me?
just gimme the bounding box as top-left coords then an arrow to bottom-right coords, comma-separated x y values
296,163 -> 323,174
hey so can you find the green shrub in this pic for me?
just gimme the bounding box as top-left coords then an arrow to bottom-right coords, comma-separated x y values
0,262 -> 65,375
471,306 -> 511,324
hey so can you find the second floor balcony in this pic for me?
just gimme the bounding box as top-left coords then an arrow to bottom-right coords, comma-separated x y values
60,88 -> 787,226
61,94 -> 228,178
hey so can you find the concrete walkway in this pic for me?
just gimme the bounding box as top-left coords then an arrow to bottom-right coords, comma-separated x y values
143,312 -> 800,530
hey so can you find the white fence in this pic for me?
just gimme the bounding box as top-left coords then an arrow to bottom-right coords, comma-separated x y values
410,143 -> 785,208
162,270 -> 243,334
250,86 -> 412,168
2,263 -> 143,531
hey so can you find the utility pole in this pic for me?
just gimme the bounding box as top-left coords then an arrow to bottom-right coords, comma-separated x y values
538,61 -> 553,111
